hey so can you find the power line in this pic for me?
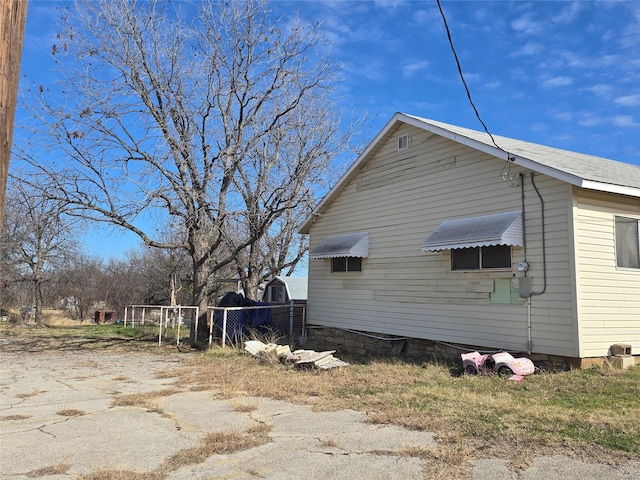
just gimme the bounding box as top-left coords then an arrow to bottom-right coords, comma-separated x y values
436,0 -> 505,154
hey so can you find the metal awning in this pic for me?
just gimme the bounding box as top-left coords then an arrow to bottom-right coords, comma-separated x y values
309,232 -> 369,259
421,211 -> 523,252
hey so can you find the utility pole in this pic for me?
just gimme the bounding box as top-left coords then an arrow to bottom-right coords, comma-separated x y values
0,0 -> 28,233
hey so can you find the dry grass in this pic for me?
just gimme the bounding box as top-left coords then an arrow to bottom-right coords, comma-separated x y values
230,397 -> 260,413
41,311 -> 80,325
15,389 -> 43,398
75,424 -> 272,480
56,409 -> 85,417
176,348 -> 640,471
110,388 -> 180,417
0,414 -> 31,421
319,437 -> 339,447
162,427 -> 271,470
111,389 -> 180,409
25,463 -> 71,477
2,323 -> 638,477
153,370 -> 180,380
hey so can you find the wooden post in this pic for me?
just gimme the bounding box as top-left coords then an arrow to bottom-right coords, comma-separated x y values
0,0 -> 28,232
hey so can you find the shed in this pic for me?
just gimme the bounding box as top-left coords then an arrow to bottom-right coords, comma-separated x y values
263,276 -> 308,303
262,276 -> 308,344
299,113 -> 640,368
94,310 -> 118,324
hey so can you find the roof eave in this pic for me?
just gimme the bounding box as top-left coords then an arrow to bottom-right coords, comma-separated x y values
401,114 -> 595,186
579,180 -> 640,197
298,113 -> 640,234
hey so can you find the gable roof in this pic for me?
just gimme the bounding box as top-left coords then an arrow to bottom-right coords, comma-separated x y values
266,276 -> 308,301
299,113 -> 640,233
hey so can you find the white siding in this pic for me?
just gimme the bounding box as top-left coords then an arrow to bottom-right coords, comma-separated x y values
307,124 -> 579,356
573,190 -> 640,357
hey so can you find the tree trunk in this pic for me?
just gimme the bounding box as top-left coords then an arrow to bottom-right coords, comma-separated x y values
190,243 -> 212,345
34,278 -> 43,324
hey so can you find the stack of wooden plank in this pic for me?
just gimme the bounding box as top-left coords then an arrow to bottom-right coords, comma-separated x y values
244,340 -> 349,369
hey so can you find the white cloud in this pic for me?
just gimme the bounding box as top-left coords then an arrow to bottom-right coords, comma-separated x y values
557,51 -> 586,68
619,4 -> 640,48
511,13 -> 544,35
510,41 -> 544,57
583,84 -> 612,97
552,2 -> 585,24
601,29 -> 616,42
483,80 -> 501,89
612,115 -> 638,127
472,8 -> 490,22
343,57 -> 387,82
552,111 -> 573,122
614,94 -> 640,107
373,0 -> 406,9
462,72 -> 481,83
530,122 -> 548,132
578,114 -> 600,127
542,76 -> 573,88
402,60 -> 429,77
413,8 -> 440,25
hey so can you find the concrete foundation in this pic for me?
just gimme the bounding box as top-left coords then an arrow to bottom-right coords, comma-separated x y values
305,326 -> 574,371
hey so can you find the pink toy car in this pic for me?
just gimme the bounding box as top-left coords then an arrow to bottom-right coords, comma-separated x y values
461,351 -> 535,377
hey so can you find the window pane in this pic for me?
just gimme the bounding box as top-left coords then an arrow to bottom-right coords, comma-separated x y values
347,257 -> 362,272
269,286 -> 284,303
482,245 -> 512,269
331,257 -> 346,272
616,216 -> 640,269
452,247 -> 479,270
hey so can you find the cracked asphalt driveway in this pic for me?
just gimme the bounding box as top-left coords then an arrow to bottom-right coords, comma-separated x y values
1,346 -> 437,479
1,337 -> 638,479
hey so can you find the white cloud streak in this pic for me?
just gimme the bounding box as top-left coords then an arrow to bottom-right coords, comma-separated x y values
542,76 -> 573,88
615,95 -> 640,107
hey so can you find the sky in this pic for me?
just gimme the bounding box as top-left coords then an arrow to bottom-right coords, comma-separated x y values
14,0 -> 640,260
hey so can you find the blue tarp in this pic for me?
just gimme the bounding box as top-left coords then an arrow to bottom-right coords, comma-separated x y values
214,292 -> 272,339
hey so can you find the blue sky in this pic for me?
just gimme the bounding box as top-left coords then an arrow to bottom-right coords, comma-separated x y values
16,0 -> 640,260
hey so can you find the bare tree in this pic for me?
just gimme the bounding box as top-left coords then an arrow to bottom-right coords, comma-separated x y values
98,253 -> 149,318
56,253 -> 103,321
1,180 -> 79,323
15,0 -> 353,339
137,245 -> 192,306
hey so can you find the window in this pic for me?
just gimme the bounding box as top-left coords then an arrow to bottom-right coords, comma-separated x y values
615,216 -> 640,269
331,257 -> 362,272
268,285 -> 285,303
451,245 -> 511,270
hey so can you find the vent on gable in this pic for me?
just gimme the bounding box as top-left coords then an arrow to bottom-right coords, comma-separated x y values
398,134 -> 409,151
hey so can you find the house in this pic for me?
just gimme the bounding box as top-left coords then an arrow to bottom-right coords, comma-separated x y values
262,276 -> 308,344
299,113 -> 640,368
